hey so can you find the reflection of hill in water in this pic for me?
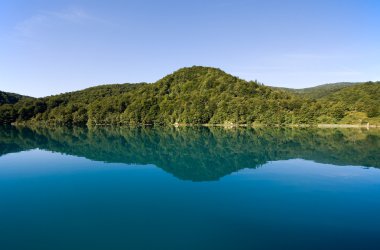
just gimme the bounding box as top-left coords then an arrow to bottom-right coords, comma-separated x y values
0,126 -> 379,181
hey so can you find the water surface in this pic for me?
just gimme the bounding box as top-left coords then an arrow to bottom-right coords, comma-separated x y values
0,126 -> 379,250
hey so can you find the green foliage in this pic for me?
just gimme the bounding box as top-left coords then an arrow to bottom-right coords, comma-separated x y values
0,104 -> 16,124
320,82 -> 380,117
0,91 -> 27,105
0,67 -> 379,125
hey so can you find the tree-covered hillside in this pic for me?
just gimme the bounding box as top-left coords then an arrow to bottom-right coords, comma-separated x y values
0,91 -> 29,105
0,91 -> 33,124
0,66 -> 379,126
315,82 -> 380,124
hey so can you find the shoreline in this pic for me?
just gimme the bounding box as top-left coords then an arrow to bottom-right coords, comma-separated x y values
316,124 -> 378,128
10,122 -> 380,129
179,122 -> 380,129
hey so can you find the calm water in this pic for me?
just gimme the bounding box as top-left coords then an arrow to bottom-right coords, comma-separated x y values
0,126 -> 379,250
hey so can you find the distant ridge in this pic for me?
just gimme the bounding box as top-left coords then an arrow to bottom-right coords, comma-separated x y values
276,82 -> 361,99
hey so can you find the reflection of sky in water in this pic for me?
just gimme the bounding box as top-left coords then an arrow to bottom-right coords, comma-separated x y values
1,149 -> 380,185
0,149 -> 155,178
235,159 -> 380,181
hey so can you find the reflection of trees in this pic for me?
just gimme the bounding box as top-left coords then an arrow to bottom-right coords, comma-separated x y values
0,125 -> 379,181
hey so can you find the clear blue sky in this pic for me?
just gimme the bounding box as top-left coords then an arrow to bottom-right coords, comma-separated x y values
1,0 -> 379,97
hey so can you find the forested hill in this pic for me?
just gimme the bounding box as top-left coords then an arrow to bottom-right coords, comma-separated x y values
0,66 -> 379,126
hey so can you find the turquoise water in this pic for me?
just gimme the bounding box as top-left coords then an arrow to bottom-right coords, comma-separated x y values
0,126 -> 379,250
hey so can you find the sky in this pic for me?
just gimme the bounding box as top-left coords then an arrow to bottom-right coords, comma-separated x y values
1,0 -> 380,97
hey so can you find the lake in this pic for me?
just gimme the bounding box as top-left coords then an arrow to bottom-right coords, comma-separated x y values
0,126 -> 379,250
